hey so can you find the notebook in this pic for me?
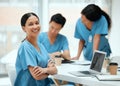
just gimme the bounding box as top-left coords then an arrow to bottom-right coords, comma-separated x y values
69,50 -> 106,77
71,60 -> 91,65
62,59 -> 75,63
96,75 -> 120,81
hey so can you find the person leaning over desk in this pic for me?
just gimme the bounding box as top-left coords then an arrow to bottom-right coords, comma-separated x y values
38,13 -> 71,60
72,4 -> 112,61
14,12 -> 57,86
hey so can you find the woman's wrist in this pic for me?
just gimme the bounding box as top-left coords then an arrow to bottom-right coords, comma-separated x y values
76,55 -> 80,60
44,68 -> 49,74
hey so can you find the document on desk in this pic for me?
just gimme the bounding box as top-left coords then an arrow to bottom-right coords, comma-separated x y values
96,75 -> 120,81
71,60 -> 91,65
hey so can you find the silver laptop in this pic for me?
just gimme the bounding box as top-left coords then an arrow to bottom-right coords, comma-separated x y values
69,50 -> 106,77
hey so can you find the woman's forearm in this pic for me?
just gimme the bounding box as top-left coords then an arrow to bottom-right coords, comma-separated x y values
77,40 -> 84,59
34,73 -> 49,80
93,34 -> 100,51
45,66 -> 57,75
28,66 -> 49,80
62,50 -> 71,60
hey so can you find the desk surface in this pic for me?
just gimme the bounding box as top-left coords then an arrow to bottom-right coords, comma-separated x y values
51,63 -> 120,86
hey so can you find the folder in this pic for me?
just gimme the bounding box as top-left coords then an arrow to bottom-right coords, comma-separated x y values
96,74 -> 120,81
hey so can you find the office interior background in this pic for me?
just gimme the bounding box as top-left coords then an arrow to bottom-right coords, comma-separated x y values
0,0 -> 120,82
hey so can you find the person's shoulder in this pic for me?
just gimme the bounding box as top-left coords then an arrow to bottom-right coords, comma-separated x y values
76,18 -> 81,23
58,34 -> 68,41
18,40 -> 32,52
38,32 -> 47,41
21,40 -> 30,47
58,34 -> 67,38
39,32 -> 47,36
38,42 -> 47,50
76,18 -> 83,26
17,41 -> 26,53
101,15 -> 106,19
98,15 -> 106,22
19,40 -> 27,48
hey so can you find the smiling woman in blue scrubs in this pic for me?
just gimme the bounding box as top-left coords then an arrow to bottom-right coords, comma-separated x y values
72,4 -> 112,61
14,12 -> 57,86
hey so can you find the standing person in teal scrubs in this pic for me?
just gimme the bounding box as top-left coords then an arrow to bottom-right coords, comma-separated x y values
72,4 -> 112,61
14,12 -> 57,86
38,13 -> 71,60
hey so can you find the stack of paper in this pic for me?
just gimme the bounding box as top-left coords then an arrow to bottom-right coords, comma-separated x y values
96,74 -> 120,81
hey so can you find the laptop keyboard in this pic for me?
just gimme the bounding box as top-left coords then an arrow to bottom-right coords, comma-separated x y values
80,71 -> 93,75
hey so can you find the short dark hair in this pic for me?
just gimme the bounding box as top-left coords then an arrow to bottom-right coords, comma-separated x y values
21,12 -> 39,26
50,13 -> 66,27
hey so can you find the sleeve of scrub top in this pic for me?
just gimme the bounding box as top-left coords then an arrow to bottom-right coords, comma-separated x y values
95,16 -> 108,35
62,36 -> 69,51
18,46 -> 37,70
74,19 -> 84,40
38,33 -> 44,43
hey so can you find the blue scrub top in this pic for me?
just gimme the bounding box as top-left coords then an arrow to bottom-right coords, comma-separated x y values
38,32 -> 69,53
74,16 -> 112,61
14,40 -> 50,86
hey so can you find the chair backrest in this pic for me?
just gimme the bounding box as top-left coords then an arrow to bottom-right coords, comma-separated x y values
6,63 -> 16,86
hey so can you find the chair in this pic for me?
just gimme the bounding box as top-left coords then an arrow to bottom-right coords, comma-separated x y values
6,63 -> 16,86
52,78 -> 82,86
0,49 -> 18,86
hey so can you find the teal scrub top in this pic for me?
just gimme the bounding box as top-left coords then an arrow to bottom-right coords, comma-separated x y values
74,16 -> 112,61
38,32 -> 69,53
14,40 -> 50,86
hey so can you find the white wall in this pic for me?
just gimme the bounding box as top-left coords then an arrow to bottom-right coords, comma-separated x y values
109,0 -> 120,56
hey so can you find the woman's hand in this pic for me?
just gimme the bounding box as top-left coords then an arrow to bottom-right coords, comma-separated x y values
32,66 -> 48,76
71,56 -> 79,60
48,59 -> 55,67
49,52 -> 62,58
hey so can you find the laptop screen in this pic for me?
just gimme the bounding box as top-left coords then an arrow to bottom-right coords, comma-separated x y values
90,50 -> 106,72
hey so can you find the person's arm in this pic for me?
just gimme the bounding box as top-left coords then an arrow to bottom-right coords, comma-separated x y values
72,40 -> 85,60
28,66 -> 49,80
46,59 -> 58,75
49,51 -> 71,60
49,52 -> 61,58
28,62 -> 57,80
93,34 -> 100,51
62,50 -> 71,60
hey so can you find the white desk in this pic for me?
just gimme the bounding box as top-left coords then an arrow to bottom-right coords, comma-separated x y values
51,63 -> 120,86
